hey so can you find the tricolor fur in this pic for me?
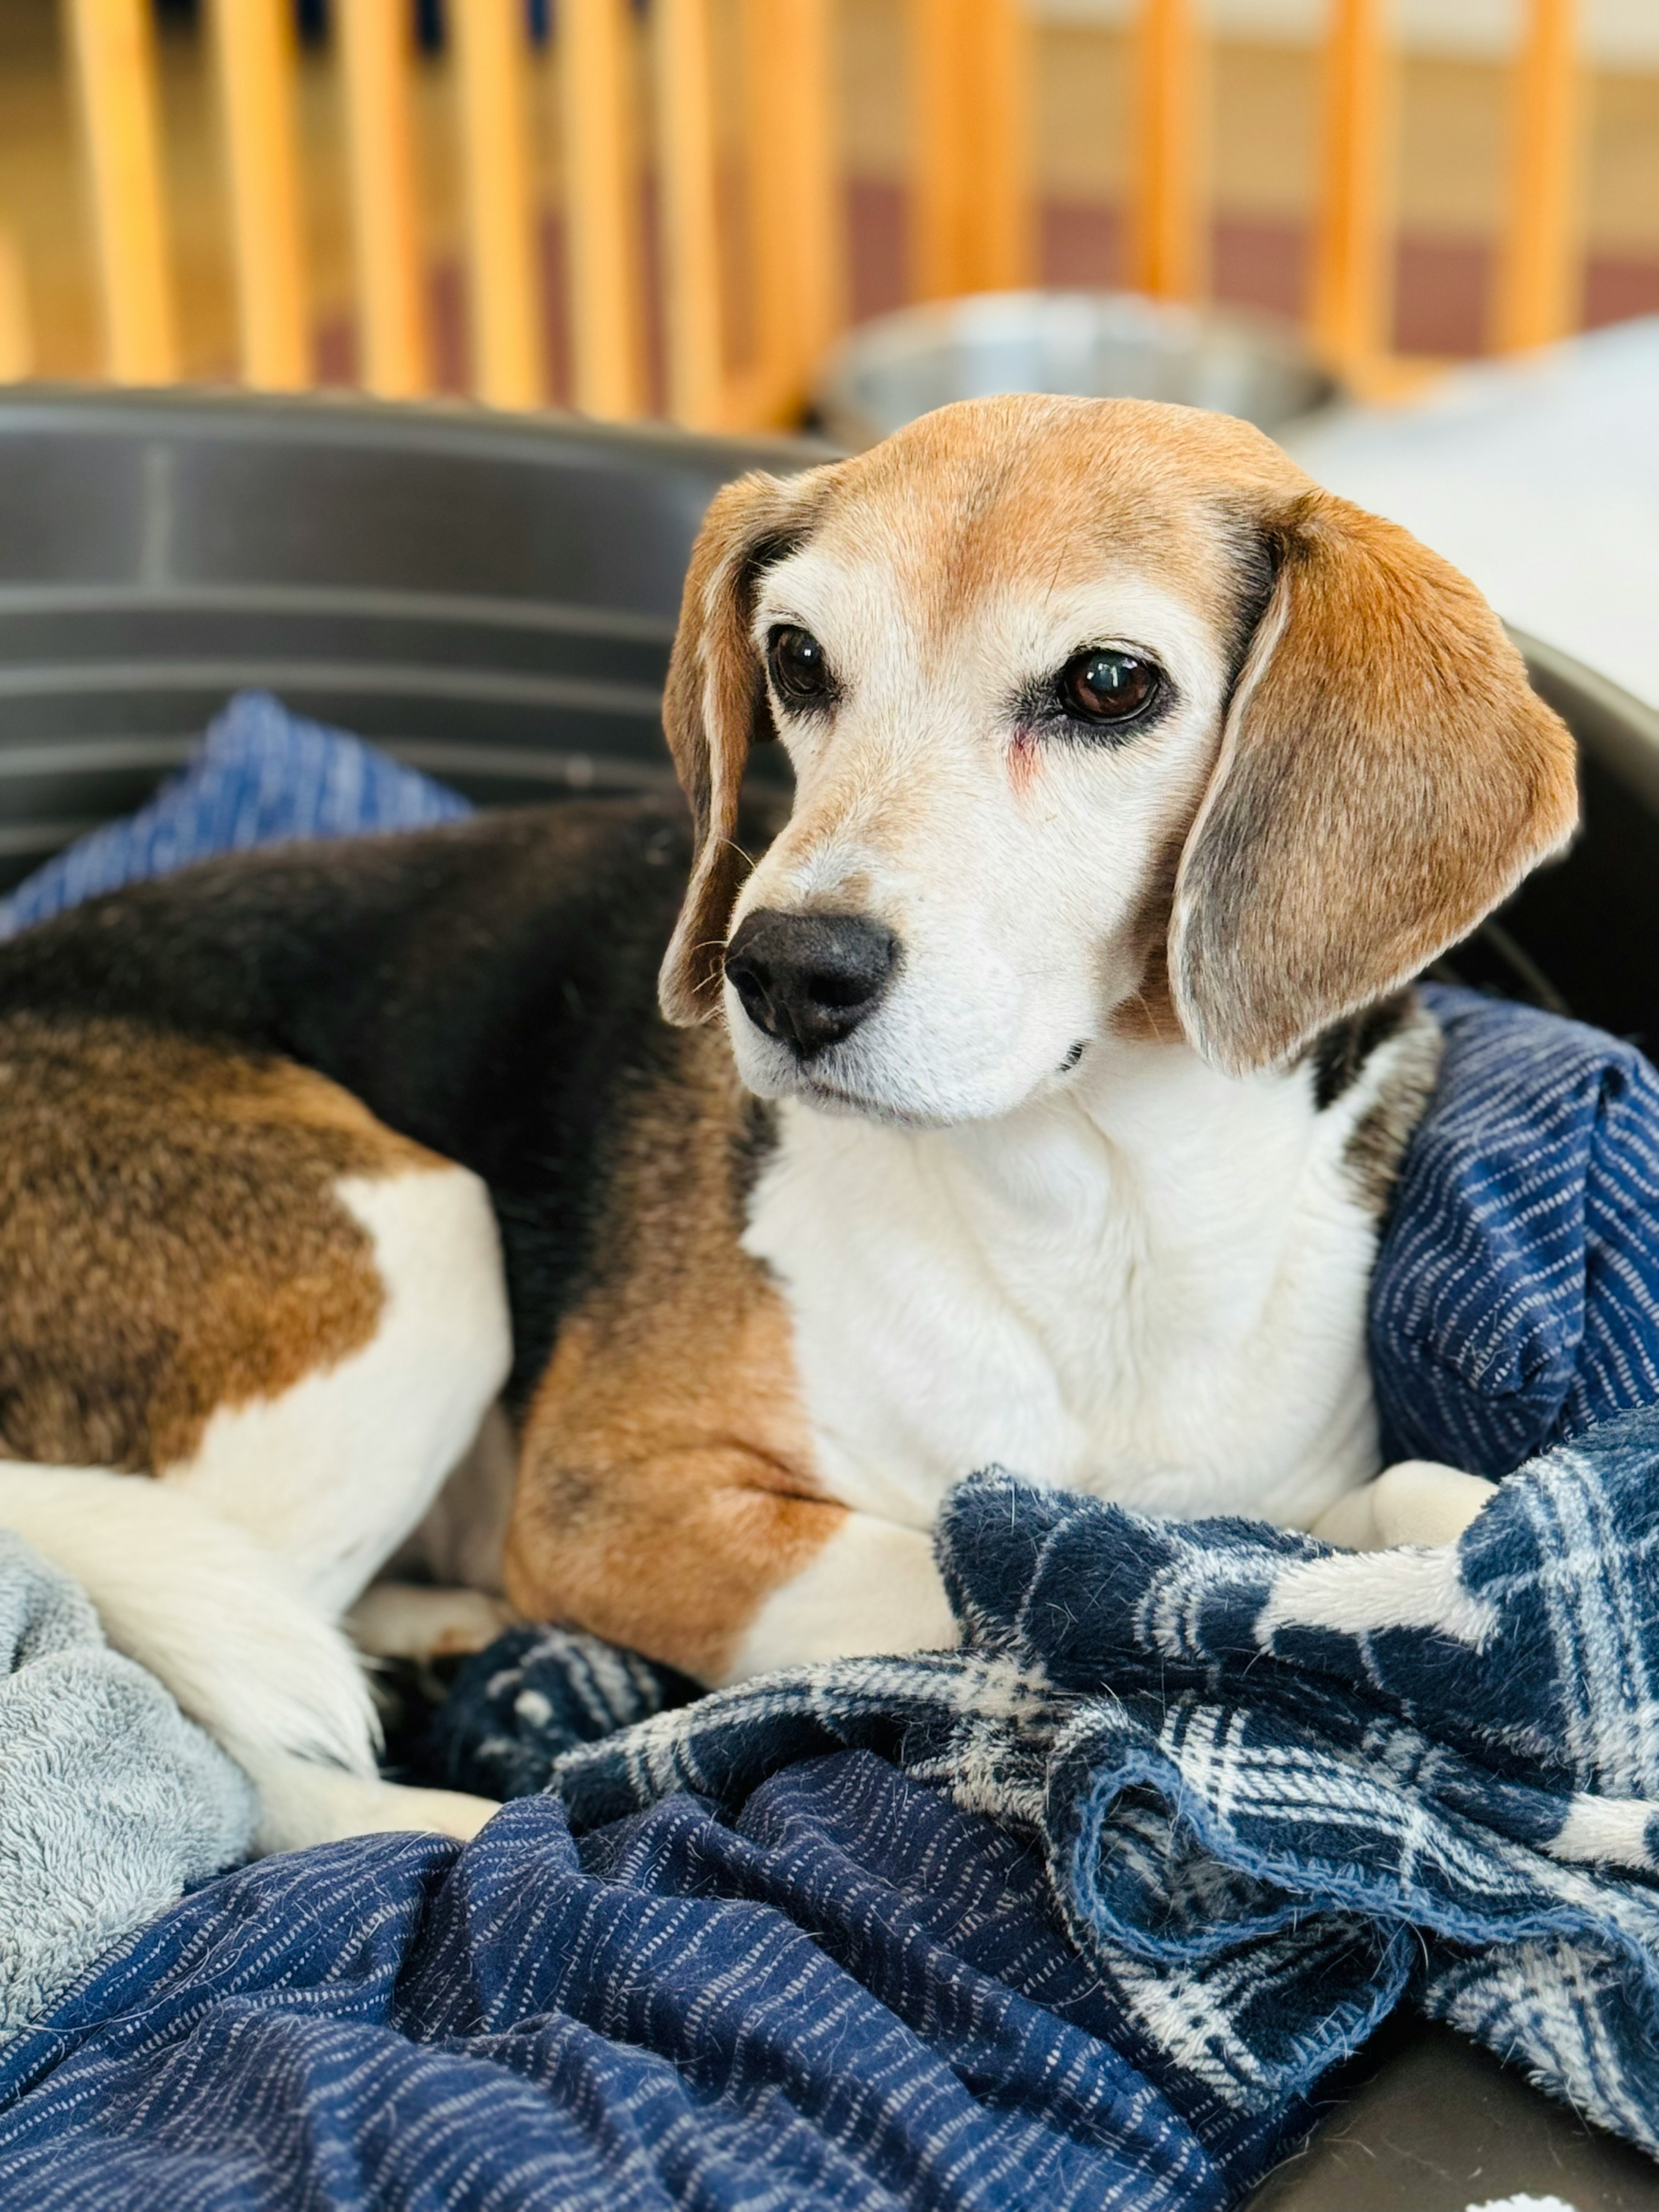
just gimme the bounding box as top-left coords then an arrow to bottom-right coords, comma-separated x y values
0,397 -> 1576,1849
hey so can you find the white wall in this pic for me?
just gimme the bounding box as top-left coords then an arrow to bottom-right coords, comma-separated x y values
1034,0 -> 1659,70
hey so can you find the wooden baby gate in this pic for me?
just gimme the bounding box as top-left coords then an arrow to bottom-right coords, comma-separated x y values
0,0 -> 1594,428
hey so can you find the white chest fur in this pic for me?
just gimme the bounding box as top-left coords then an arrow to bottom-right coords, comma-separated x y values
743,1032 -> 1415,1535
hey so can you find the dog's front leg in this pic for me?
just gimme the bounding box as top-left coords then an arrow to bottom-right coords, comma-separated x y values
504,1441 -> 957,1686
721,1505 -> 959,1681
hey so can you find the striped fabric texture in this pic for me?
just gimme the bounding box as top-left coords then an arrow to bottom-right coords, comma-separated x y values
0,692 -> 469,940
12,1416 -> 1659,2206
1373,982 -> 1659,1475
0,1754 -> 1255,2212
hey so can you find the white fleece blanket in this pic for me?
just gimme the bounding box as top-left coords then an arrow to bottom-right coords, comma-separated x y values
0,1529 -> 254,2039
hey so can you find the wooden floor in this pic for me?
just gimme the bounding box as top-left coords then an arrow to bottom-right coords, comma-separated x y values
2,0 -> 1657,398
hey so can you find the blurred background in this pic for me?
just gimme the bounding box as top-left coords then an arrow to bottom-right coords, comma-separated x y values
4,0 -> 1655,407
0,0 -> 1655,700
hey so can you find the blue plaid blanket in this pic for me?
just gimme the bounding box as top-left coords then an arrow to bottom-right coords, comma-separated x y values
442,1411 -> 1659,2168
5,694 -> 1659,2206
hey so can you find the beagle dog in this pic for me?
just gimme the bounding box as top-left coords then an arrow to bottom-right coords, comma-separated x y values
0,397 -> 1576,1852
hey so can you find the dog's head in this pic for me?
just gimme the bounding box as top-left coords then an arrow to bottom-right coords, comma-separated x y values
658,395 -> 1576,1122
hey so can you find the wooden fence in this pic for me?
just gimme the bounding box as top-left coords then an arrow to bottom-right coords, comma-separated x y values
0,0 -> 1591,426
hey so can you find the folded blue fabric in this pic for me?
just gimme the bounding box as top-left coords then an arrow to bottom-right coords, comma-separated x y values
0,1758 -> 1251,2212
1375,984 -> 1659,1475
0,691 -> 468,939
15,1414 -> 1659,2206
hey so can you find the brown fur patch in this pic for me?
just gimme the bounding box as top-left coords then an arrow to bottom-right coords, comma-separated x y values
804,396 -> 1279,645
0,1013 -> 442,1472
505,1021 -> 837,1683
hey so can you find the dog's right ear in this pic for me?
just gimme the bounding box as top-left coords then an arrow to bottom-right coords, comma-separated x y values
658,469 -> 826,1027
1169,487 -> 1577,1074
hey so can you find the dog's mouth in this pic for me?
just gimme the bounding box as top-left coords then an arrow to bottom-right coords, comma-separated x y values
727,972 -> 1092,1129
795,1069 -> 940,1129
750,1026 -> 1098,1129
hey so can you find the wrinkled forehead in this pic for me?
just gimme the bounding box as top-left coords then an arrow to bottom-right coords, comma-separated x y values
766,397 -> 1292,645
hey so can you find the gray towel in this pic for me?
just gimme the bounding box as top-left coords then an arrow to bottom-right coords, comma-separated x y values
0,1530 -> 255,2039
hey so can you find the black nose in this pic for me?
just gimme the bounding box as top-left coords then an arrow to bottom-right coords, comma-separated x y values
724,909 -> 899,1055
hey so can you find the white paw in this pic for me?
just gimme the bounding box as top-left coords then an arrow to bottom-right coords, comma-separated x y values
1313,1461 -> 1498,1551
348,1580 -> 517,1660
367,1780 -> 500,1842
248,1755 -> 501,1852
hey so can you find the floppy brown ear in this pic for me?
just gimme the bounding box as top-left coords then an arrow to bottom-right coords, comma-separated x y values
657,469 -> 825,1026
1169,488 -> 1578,1075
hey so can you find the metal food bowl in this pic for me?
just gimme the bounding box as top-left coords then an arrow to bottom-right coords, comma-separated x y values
813,289 -> 1341,450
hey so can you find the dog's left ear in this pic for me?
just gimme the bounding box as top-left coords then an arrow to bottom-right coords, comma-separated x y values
658,468 -> 825,1027
1169,488 -> 1578,1075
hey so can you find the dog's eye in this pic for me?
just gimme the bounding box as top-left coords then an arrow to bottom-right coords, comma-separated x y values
767,625 -> 835,706
1057,648 -> 1161,727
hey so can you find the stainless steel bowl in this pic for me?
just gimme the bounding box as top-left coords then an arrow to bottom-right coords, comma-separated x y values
813,290 -> 1340,449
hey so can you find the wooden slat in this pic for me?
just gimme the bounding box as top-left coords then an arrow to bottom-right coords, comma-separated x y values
560,0 -> 646,420
1127,0 -> 1204,300
909,0 -> 1032,303
339,0 -> 429,397
654,0 -> 725,430
454,0 -> 544,409
1494,0 -> 1584,351
909,0 -> 973,302
0,226 -> 32,384
959,0 -> 1033,297
210,0 -> 308,391
1309,0 -> 1395,370
65,0 -> 178,383
742,0 -> 846,424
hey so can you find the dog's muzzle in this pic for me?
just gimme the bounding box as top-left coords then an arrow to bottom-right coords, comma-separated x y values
724,910 -> 898,1056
